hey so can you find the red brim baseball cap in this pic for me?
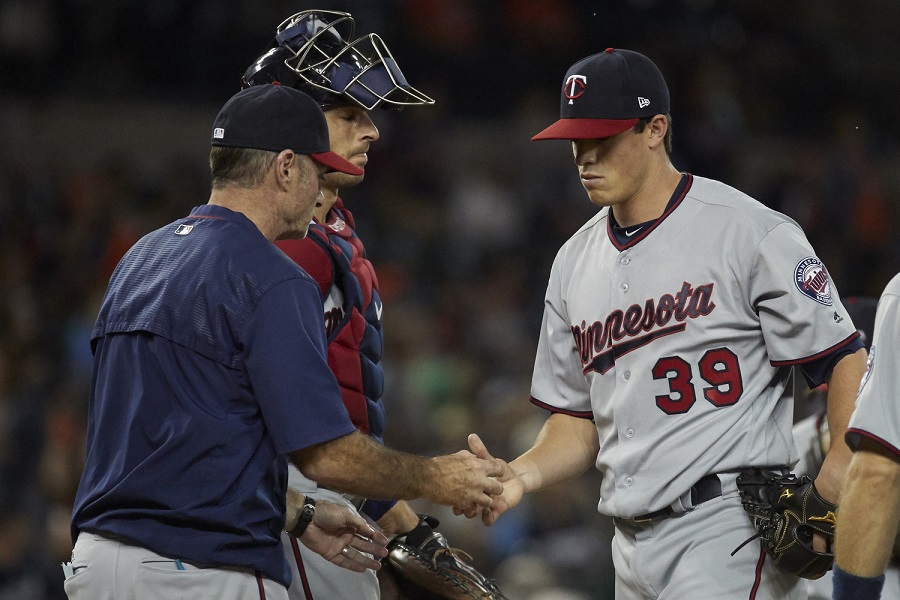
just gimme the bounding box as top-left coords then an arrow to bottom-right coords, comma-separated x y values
532,117 -> 639,141
532,48 -> 670,141
212,83 -> 363,176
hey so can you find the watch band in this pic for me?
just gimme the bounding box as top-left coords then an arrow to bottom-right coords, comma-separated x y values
289,495 -> 317,538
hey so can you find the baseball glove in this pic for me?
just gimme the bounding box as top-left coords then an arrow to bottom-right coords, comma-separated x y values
382,514 -> 508,600
734,467 -> 838,579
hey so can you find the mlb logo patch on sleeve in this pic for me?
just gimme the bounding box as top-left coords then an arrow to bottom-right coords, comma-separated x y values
175,224 -> 194,236
794,257 -> 833,306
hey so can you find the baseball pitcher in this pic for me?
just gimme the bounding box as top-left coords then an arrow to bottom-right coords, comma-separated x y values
466,48 -> 868,599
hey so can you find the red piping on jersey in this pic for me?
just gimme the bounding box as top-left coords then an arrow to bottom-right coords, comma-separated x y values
529,396 -> 594,419
846,428 -> 900,458
748,546 -> 766,599
607,173 -> 693,251
769,331 -> 860,366
181,215 -> 225,220
256,571 -> 265,598
290,536 -> 315,600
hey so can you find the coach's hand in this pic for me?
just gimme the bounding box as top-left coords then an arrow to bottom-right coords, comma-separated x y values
288,493 -> 388,573
426,448 -> 507,512
456,433 -> 523,526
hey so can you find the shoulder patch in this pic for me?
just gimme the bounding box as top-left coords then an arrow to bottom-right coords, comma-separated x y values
794,257 -> 833,306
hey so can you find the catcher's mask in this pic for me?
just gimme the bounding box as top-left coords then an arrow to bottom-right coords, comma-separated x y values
241,10 -> 434,111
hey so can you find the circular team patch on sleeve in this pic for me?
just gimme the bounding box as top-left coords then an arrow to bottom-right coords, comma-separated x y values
794,256 -> 833,306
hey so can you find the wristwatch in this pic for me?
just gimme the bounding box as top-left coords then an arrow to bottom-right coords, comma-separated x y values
289,496 -> 316,538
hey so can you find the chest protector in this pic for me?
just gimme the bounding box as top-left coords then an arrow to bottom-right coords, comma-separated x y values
279,201 -> 386,440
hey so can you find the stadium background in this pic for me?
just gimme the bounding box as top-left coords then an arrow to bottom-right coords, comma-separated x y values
1,1 -> 898,598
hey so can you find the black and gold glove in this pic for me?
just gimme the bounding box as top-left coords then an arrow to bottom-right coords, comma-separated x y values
734,468 -> 837,579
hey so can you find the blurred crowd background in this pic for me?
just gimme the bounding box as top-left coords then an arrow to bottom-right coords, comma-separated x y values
1,0 -> 899,598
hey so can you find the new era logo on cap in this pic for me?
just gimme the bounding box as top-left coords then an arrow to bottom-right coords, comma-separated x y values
213,127 -> 225,139
532,48 -> 670,140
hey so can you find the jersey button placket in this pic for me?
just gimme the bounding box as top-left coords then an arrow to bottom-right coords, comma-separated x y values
617,251 -> 630,292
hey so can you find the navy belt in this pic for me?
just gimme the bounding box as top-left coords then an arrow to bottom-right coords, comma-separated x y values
632,474 -> 722,522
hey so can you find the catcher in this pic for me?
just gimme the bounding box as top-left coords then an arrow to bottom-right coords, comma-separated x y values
242,10 -> 506,600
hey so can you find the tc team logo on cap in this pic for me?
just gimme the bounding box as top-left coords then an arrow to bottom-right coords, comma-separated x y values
564,75 -> 587,105
794,256 -> 833,306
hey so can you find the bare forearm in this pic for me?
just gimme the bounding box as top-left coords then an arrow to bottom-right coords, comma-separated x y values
292,432 -> 435,500
835,446 -> 900,577
816,348 -> 868,502
512,412 -> 599,494
290,431 -> 503,508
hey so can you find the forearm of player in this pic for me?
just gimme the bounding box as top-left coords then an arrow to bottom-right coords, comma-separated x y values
834,441 -> 900,577
290,431 -> 503,507
513,412 -> 599,494
816,348 -> 868,502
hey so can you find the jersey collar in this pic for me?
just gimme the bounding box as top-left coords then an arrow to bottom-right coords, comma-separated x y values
607,173 -> 692,250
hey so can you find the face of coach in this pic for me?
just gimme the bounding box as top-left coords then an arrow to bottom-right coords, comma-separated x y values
207,84 -> 363,241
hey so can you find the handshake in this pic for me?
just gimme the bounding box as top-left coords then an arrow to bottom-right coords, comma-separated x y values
442,433 -> 523,526
285,432 -> 523,562
286,433 -> 519,599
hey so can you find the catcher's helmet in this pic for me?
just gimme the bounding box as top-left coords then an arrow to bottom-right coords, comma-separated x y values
242,10 -> 434,111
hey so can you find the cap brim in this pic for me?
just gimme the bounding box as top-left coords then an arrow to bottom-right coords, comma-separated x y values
531,118 -> 639,141
310,151 -> 364,176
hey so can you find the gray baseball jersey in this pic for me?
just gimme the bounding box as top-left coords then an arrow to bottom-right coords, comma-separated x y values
531,174 -> 860,519
846,272 -> 900,455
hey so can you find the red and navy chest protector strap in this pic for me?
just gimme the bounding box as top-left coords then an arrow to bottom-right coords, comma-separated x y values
278,201 -> 396,520
278,200 -> 386,443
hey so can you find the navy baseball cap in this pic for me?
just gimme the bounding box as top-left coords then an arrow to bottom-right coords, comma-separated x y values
532,48 -> 670,141
211,84 -> 363,175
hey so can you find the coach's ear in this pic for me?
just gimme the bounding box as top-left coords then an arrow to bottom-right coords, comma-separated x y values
274,149 -> 298,191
